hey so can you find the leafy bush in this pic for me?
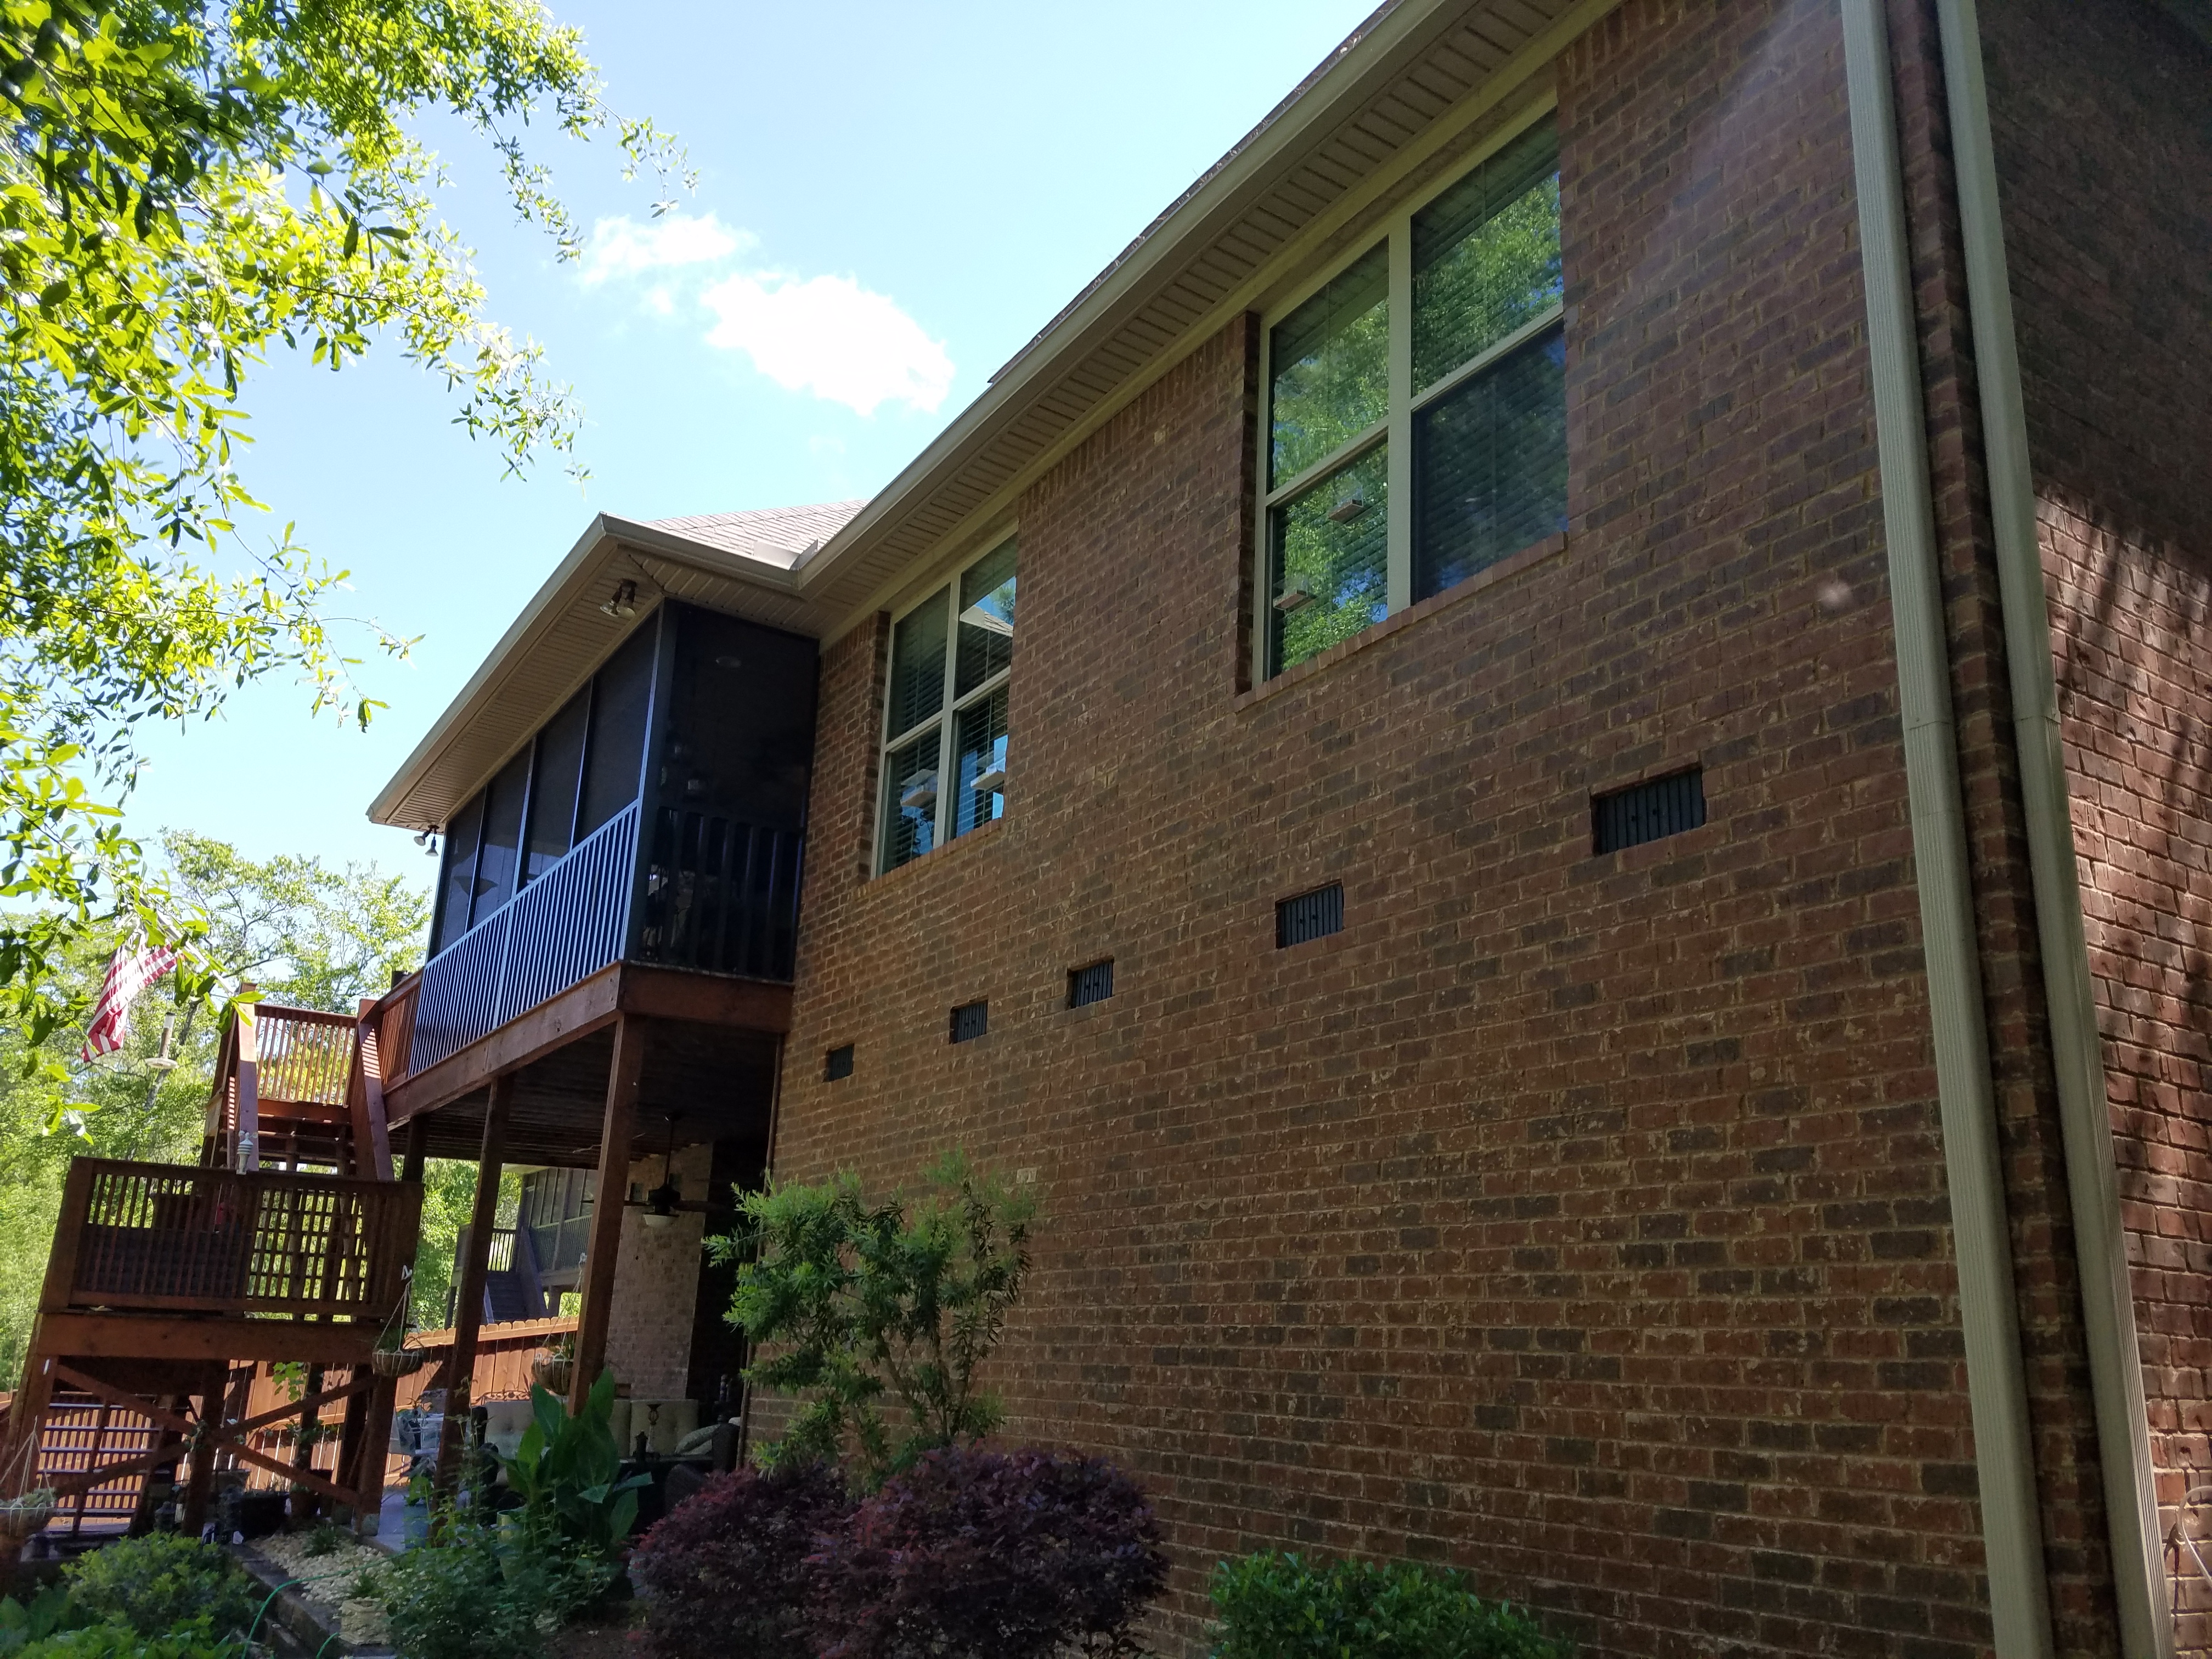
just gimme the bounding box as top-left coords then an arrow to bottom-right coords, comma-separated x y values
813,1445 -> 1166,1659
496,1372 -> 650,1565
60,1534 -> 257,1640
0,1587 -> 98,1656
713,1150 -> 1034,1484
12,1622 -> 233,1659
629,1461 -> 853,1659
1206,1552 -> 1566,1659
365,1517 -> 603,1659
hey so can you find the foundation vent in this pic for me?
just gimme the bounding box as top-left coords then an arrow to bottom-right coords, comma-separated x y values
950,1000 -> 989,1045
1276,883 -> 1345,948
1068,960 -> 1115,1008
1593,766 -> 1707,854
823,1044 -> 854,1082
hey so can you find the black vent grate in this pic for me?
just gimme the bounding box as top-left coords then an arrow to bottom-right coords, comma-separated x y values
949,1001 -> 989,1044
1276,884 -> 1345,948
1068,960 -> 1114,1008
1593,767 -> 1707,854
823,1044 -> 854,1082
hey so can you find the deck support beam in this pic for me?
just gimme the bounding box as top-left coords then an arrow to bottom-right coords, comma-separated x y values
571,1015 -> 646,1415
435,1073 -> 510,1499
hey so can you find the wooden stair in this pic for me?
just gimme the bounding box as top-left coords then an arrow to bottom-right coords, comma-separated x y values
4,999 -> 420,1538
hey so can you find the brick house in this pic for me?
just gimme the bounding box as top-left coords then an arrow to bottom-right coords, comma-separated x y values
344,0 -> 2212,1654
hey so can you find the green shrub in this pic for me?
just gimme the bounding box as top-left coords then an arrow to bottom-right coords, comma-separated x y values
0,1587 -> 98,1656
13,1620 -> 233,1659
1207,1552 -> 1566,1659
59,1535 -> 257,1641
365,1516 -> 604,1659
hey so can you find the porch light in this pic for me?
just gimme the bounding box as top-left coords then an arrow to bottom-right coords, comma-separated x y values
642,1114 -> 680,1228
600,579 -> 639,619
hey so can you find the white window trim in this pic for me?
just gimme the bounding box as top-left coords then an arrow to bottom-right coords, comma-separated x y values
1252,97 -> 1561,685
876,537 -> 1017,876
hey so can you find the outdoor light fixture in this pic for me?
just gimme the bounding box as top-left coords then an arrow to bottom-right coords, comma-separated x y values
413,828 -> 440,859
599,579 -> 639,619
642,1115 -> 680,1229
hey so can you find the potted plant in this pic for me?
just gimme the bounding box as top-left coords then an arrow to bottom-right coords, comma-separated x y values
0,1486 -> 55,1540
371,1287 -> 428,1378
531,1333 -> 574,1397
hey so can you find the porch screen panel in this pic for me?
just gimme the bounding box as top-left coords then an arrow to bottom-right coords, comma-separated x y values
433,792 -> 483,955
526,689 -> 589,882
579,622 -> 655,837
471,748 -> 531,928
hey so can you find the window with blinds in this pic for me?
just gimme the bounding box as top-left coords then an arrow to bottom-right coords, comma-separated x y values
1258,114 -> 1565,679
879,538 -> 1017,874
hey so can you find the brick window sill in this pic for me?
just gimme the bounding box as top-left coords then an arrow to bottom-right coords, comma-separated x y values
866,813 -> 1007,891
1235,532 -> 1568,713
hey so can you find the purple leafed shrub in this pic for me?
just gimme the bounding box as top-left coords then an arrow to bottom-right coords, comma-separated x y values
811,1445 -> 1169,1659
628,1460 -> 854,1659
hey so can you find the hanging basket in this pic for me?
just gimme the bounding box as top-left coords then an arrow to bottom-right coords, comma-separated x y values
0,1493 -> 55,1541
530,1353 -> 573,1396
371,1345 -> 429,1379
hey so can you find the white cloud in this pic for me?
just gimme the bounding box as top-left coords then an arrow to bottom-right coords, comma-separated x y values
701,271 -> 956,416
580,212 -> 750,285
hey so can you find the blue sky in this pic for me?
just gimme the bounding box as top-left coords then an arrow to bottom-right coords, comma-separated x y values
126,0 -> 1380,890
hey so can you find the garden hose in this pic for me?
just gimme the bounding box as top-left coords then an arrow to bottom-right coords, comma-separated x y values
245,1577 -> 301,1649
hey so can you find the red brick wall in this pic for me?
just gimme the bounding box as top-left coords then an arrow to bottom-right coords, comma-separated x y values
772,3 -> 2017,1655
1984,1 -> 2212,1646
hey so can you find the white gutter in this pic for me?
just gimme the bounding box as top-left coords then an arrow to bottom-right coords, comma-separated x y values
1839,4 -> 2054,1654
1931,1 -> 2172,1651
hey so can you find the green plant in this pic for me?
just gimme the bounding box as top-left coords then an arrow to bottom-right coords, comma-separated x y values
0,1587 -> 96,1656
496,1373 -> 650,1564
1206,1553 -> 1566,1659
59,1534 -> 257,1640
303,1519 -> 346,1558
361,1520 -> 598,1659
12,1620 -> 234,1659
712,1149 -> 1035,1483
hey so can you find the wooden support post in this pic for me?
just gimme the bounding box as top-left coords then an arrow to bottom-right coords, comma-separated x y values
349,1370 -> 398,1537
355,997 -> 395,1181
434,1077 -> 509,1499
234,992 -> 261,1172
180,1369 -> 227,1538
570,1015 -> 646,1415
401,1116 -> 428,1184
291,1363 -> 326,1523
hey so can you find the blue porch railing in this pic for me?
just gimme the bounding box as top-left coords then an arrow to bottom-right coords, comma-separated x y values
410,801 -> 641,1074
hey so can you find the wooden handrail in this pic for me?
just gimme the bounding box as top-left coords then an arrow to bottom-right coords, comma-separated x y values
46,1158 -> 422,1322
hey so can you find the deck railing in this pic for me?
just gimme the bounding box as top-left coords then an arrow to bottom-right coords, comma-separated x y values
411,800 -> 641,1073
255,1007 -> 355,1107
637,808 -> 803,980
52,1158 -> 421,1321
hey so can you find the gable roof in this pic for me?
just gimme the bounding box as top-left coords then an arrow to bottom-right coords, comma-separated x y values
371,0 -> 1613,831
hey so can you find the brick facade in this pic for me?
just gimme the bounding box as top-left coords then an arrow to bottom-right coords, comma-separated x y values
1983,0 -> 2212,1647
765,4 -> 2059,1653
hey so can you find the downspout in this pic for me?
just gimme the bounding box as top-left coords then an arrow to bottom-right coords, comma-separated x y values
1931,2 -> 2174,1652
1838,5 -> 2055,1655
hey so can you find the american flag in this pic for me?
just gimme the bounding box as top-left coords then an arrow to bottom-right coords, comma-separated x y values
80,940 -> 179,1064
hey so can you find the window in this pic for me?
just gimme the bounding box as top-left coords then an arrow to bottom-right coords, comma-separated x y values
950,1000 -> 989,1044
1068,960 -> 1114,1008
1259,115 -> 1565,679
879,538 -> 1016,874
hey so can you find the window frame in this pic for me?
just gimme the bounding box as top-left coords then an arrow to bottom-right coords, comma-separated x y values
875,534 -> 1017,876
1252,99 -> 1563,684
